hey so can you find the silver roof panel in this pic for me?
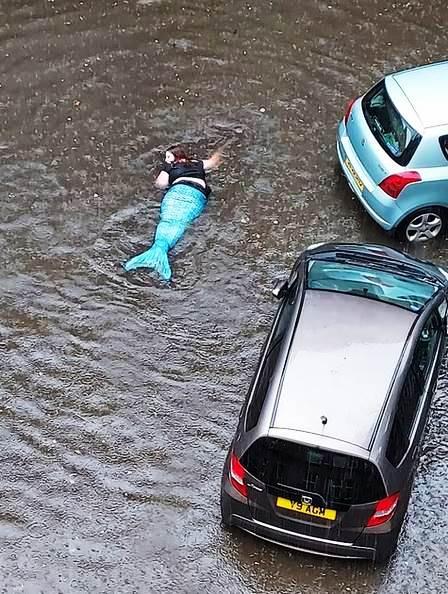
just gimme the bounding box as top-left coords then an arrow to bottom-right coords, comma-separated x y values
272,290 -> 416,450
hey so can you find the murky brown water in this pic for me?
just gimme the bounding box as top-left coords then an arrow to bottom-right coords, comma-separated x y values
1,0 -> 447,592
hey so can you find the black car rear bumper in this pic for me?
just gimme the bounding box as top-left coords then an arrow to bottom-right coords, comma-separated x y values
230,515 -> 376,560
229,513 -> 376,560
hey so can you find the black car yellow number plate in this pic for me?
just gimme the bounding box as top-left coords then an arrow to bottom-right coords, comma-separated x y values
276,496 -> 337,520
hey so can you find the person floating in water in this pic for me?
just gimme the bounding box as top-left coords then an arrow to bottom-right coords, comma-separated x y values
124,145 -> 223,280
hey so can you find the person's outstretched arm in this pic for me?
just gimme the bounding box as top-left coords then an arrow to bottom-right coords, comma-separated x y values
203,149 -> 223,172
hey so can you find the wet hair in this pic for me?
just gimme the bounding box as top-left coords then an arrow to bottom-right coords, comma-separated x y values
167,145 -> 192,163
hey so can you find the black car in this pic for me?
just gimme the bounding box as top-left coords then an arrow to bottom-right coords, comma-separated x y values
221,243 -> 448,561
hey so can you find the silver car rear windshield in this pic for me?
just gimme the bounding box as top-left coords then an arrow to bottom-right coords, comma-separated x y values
307,259 -> 437,312
362,80 -> 421,166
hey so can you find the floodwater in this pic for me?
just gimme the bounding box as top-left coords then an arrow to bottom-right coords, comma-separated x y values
0,0 -> 447,592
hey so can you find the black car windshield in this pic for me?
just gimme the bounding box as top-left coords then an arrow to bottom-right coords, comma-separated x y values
362,80 -> 421,166
307,258 -> 437,312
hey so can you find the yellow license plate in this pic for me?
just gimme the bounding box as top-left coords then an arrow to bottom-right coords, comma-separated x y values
345,157 -> 364,192
276,496 -> 337,520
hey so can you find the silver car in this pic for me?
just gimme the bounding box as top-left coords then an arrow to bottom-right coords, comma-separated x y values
220,243 -> 448,562
337,61 -> 448,242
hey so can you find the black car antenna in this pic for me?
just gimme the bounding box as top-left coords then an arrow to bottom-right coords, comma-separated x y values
320,415 -> 328,433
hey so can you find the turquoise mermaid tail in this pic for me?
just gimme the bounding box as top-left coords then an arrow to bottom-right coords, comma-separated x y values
124,184 -> 207,280
123,239 -> 172,280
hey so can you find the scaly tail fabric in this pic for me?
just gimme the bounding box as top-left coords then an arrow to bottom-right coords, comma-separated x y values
124,184 -> 207,280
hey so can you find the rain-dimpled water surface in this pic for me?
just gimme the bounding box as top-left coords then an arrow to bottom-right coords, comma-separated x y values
0,1 -> 447,592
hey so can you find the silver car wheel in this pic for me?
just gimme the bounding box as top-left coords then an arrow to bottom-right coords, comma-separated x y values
406,212 -> 443,242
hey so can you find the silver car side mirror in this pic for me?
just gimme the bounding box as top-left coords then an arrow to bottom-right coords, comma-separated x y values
272,279 -> 288,299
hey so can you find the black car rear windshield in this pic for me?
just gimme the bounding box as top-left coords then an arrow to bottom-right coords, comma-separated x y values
242,438 -> 386,506
362,80 -> 421,166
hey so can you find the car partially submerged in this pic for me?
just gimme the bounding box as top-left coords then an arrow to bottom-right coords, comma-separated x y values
221,243 -> 448,562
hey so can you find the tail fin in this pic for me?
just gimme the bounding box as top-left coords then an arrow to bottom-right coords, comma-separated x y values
124,241 -> 172,280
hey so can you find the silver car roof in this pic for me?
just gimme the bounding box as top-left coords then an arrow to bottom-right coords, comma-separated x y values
271,290 -> 417,450
390,61 -> 448,129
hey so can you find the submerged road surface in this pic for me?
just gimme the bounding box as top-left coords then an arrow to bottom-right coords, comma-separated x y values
0,1 -> 447,592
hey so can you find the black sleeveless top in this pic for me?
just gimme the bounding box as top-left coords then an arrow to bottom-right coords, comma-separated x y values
162,160 -> 206,186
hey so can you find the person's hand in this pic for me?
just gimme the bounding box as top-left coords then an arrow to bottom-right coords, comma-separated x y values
210,149 -> 223,167
204,141 -> 230,172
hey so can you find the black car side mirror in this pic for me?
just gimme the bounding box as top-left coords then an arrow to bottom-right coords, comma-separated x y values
272,279 -> 288,299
